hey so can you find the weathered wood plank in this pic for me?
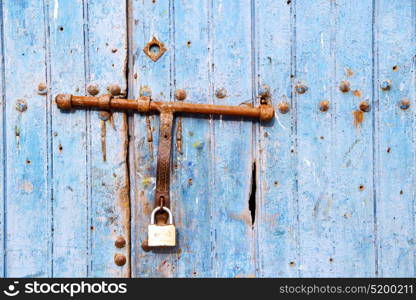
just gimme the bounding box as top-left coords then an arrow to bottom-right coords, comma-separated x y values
48,0 -> 88,277
295,0 -> 335,276
130,0 -> 175,277
332,0 -> 376,276
87,0 -> 130,278
0,0 -> 4,277
255,0 -> 298,277
210,0 -> 255,277
172,0 -> 212,277
3,0 -> 51,277
375,0 -> 415,277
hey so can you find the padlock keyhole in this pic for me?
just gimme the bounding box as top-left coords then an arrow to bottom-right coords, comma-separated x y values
155,211 -> 169,225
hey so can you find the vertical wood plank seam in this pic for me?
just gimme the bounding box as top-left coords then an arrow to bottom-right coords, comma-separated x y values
412,0 -> 416,277
0,0 -> 6,278
207,0 -> 216,277
250,0 -> 259,277
329,0 -> 337,271
82,0 -> 92,277
124,0 -> 132,278
42,0 -> 54,277
126,0 -> 135,277
371,0 -> 379,277
290,0 -> 300,277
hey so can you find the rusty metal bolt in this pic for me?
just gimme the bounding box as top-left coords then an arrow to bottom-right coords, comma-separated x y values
295,84 -> 308,94
259,104 -> 275,121
175,89 -> 187,101
380,80 -> 391,91
37,83 -> 48,95
108,84 -> 121,96
339,80 -> 350,93
278,101 -> 290,114
55,94 -> 72,110
359,101 -> 370,112
87,84 -> 99,96
115,236 -> 126,248
16,99 -> 27,112
114,254 -> 126,266
98,111 -> 111,121
215,88 -> 227,99
319,100 -> 329,112
400,98 -> 410,110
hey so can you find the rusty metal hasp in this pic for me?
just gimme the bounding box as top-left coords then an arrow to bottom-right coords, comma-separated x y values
55,93 -> 274,248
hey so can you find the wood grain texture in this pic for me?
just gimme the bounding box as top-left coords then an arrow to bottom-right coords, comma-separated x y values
210,0 -> 255,277
49,0 -> 89,277
172,0 -> 212,277
332,0 -> 376,276
375,0 -> 415,277
255,0 -> 298,277
87,0 -> 130,278
3,0 -> 51,277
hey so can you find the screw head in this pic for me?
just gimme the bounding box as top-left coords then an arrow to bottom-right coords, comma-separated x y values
115,236 -> 126,248
319,100 -> 329,112
108,84 -> 121,96
278,101 -> 290,114
87,84 -> 99,96
215,88 -> 227,99
295,84 -> 308,94
400,98 -> 410,110
380,80 -> 392,91
359,101 -> 370,112
339,80 -> 351,93
175,89 -> 187,101
114,254 -> 126,266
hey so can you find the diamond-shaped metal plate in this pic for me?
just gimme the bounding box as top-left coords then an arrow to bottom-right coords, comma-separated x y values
143,36 -> 167,62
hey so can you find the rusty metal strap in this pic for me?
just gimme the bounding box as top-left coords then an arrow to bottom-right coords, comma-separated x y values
155,110 -> 174,208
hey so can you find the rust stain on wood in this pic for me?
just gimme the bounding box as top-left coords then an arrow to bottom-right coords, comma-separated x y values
353,110 -> 364,127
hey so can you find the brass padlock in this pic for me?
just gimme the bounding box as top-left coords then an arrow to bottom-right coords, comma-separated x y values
148,206 -> 176,247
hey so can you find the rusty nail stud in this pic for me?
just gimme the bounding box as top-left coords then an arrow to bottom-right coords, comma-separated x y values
108,84 -> 121,96
400,98 -> 410,110
215,88 -> 227,99
114,254 -> 126,266
359,101 -> 370,112
175,89 -> 187,101
380,80 -> 391,91
37,83 -> 47,95
115,236 -> 126,248
278,101 -> 290,114
16,99 -> 27,112
87,84 -> 99,96
319,100 -> 329,112
339,80 -> 350,93
295,84 -> 308,94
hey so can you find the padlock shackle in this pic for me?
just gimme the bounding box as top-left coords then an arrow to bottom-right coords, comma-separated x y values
150,206 -> 173,225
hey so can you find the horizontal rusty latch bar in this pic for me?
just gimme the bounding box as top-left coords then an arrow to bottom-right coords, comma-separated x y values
55,94 -> 275,122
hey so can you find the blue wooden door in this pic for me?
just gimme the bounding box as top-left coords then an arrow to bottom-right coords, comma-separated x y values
1,0 -> 415,277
